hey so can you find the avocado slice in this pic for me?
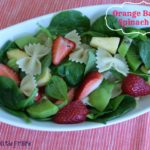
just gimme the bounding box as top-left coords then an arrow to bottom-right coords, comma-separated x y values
15,35 -> 39,49
7,49 -> 28,60
126,45 -> 142,71
118,36 -> 132,57
90,37 -> 120,54
89,81 -> 114,112
7,59 -> 19,72
37,68 -> 51,87
27,98 -> 58,119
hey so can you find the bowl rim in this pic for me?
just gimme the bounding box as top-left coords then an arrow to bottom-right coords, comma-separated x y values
0,4 -> 150,131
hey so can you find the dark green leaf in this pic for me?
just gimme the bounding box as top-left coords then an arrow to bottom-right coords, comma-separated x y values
48,10 -> 90,35
124,27 -> 147,40
107,95 -> 125,111
87,95 -> 136,123
2,106 -> 30,123
52,60 -> 85,86
87,107 -> 112,120
84,50 -> 96,75
101,96 -> 136,122
139,39 -> 150,68
91,15 -> 122,36
0,41 -> 17,63
81,31 -> 106,43
0,76 -> 37,110
45,76 -> 68,101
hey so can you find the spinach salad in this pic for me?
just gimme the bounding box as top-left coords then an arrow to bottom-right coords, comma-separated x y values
0,10 -> 150,124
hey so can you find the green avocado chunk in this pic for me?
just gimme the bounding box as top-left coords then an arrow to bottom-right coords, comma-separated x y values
7,59 -> 18,71
7,49 -> 28,60
27,98 -> 58,119
126,44 -> 142,71
89,81 -> 114,112
118,36 -> 132,57
15,35 -> 39,49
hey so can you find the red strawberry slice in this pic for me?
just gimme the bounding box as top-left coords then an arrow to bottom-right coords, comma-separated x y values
68,87 -> 76,102
35,87 -> 44,102
122,74 -> 150,97
54,87 -> 76,105
52,36 -> 76,65
53,101 -> 89,124
0,64 -> 20,84
75,71 -> 103,101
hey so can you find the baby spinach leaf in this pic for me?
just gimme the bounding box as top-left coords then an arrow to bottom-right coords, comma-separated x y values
142,27 -> 150,38
18,89 -> 38,109
0,41 -> 17,63
64,62 -> 85,86
81,31 -> 106,37
87,107 -> 111,120
45,76 -> 68,101
100,96 -> 136,122
87,95 -> 136,123
81,31 -> 106,43
107,95 -> 125,111
91,15 -> 122,36
84,50 -> 96,75
0,76 -> 37,110
124,27 -> 147,41
2,106 -> 30,123
52,60 -> 85,86
48,10 -> 90,35
139,39 -> 150,68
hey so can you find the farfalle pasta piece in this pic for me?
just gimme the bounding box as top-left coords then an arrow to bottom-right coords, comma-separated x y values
17,57 -> 41,75
96,49 -> 129,76
17,43 -> 51,75
96,49 -> 114,72
69,44 -> 90,64
113,54 -> 129,76
69,48 -> 88,64
24,43 -> 50,59
65,30 -> 81,48
20,75 -> 37,97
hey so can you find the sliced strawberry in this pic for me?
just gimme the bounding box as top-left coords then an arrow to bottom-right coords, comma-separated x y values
68,87 -> 76,102
122,74 -> 150,97
0,64 -> 20,84
75,71 -> 103,101
35,87 -> 45,102
54,87 -> 76,104
53,101 -> 89,124
52,36 -> 76,65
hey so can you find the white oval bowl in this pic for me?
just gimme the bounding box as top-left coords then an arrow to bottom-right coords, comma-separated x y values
0,4 -> 150,131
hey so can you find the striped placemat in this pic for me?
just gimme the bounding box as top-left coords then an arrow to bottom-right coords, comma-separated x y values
0,0 -> 150,150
